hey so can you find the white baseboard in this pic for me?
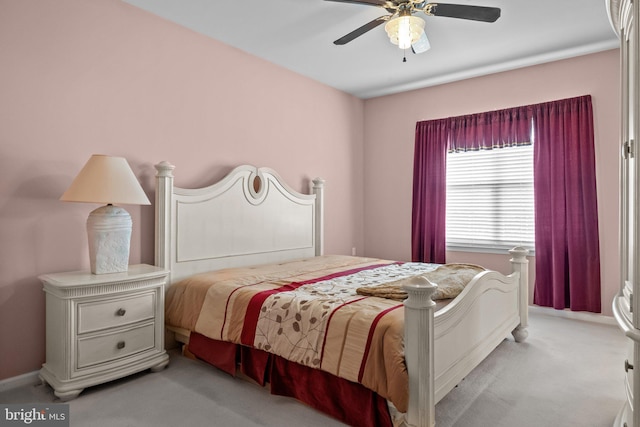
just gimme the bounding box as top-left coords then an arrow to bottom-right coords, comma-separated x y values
529,305 -> 616,325
0,370 -> 40,393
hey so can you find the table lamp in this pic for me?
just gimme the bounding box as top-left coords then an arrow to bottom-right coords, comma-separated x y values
60,155 -> 151,274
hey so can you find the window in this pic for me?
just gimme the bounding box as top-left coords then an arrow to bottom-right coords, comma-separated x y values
445,144 -> 534,253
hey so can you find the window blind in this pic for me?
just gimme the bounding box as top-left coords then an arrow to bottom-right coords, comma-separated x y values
446,144 -> 534,252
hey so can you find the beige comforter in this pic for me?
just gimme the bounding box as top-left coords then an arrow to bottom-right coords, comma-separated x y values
165,255 -> 482,412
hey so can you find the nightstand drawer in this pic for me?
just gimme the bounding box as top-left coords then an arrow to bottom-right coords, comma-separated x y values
78,293 -> 155,334
77,322 -> 155,369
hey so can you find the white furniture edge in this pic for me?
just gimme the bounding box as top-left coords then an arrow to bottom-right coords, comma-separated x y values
607,0 -> 622,36
154,161 -> 529,427
610,0 -> 639,425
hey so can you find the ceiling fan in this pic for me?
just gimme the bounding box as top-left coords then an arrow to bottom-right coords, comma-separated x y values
327,0 -> 501,55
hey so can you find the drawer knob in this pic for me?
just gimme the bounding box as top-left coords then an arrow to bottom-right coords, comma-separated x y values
117,341 -> 126,350
625,359 -> 634,372
116,308 -> 126,317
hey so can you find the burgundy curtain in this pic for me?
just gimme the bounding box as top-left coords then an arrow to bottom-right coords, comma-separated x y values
413,95 -> 601,311
412,106 -> 532,263
532,95 -> 601,312
412,119 -> 449,263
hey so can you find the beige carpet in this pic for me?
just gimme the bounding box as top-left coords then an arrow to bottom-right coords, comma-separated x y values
0,310 -> 627,427
435,311 -> 625,426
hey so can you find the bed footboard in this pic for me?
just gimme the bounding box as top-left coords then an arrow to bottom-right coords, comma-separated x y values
403,247 -> 529,427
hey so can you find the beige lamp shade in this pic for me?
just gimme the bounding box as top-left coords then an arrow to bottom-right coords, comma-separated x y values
61,155 -> 150,205
61,155 -> 149,274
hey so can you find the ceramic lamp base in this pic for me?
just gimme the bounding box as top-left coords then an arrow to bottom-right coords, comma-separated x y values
87,205 -> 132,274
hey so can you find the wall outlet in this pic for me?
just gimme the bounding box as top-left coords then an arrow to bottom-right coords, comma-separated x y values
351,247 -> 356,256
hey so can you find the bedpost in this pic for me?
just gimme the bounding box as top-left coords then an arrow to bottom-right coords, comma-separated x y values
403,277 -> 437,427
155,161 -> 175,279
509,246 -> 530,343
312,177 -> 325,256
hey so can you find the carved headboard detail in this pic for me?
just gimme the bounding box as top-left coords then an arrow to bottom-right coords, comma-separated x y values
154,162 -> 324,285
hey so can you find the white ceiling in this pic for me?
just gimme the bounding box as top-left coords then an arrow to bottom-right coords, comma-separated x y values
123,0 -> 619,99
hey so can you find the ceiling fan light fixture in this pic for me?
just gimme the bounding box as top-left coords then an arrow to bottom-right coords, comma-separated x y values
384,15 -> 425,50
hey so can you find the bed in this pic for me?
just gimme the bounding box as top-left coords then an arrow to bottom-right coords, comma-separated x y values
154,161 -> 529,427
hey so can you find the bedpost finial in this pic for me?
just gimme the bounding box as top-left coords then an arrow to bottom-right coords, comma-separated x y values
403,276 -> 437,309
312,177 -> 325,189
509,246 -> 529,263
155,161 -> 175,177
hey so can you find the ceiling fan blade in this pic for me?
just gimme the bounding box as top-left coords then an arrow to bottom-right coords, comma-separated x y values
333,16 -> 391,45
324,0 -> 390,7
426,3 -> 500,22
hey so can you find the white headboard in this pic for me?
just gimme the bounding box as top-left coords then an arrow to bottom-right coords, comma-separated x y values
154,161 -> 325,285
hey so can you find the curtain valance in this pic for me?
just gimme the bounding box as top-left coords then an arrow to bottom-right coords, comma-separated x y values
416,106 -> 533,153
448,106 -> 533,151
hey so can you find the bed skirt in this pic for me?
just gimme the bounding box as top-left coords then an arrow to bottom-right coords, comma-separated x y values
188,332 -> 393,427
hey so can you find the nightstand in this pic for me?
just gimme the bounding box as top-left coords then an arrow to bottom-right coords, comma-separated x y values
38,264 -> 170,400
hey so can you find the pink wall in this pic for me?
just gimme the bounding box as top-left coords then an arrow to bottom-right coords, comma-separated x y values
362,49 -> 620,316
0,0 -> 621,381
0,0 -> 364,379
